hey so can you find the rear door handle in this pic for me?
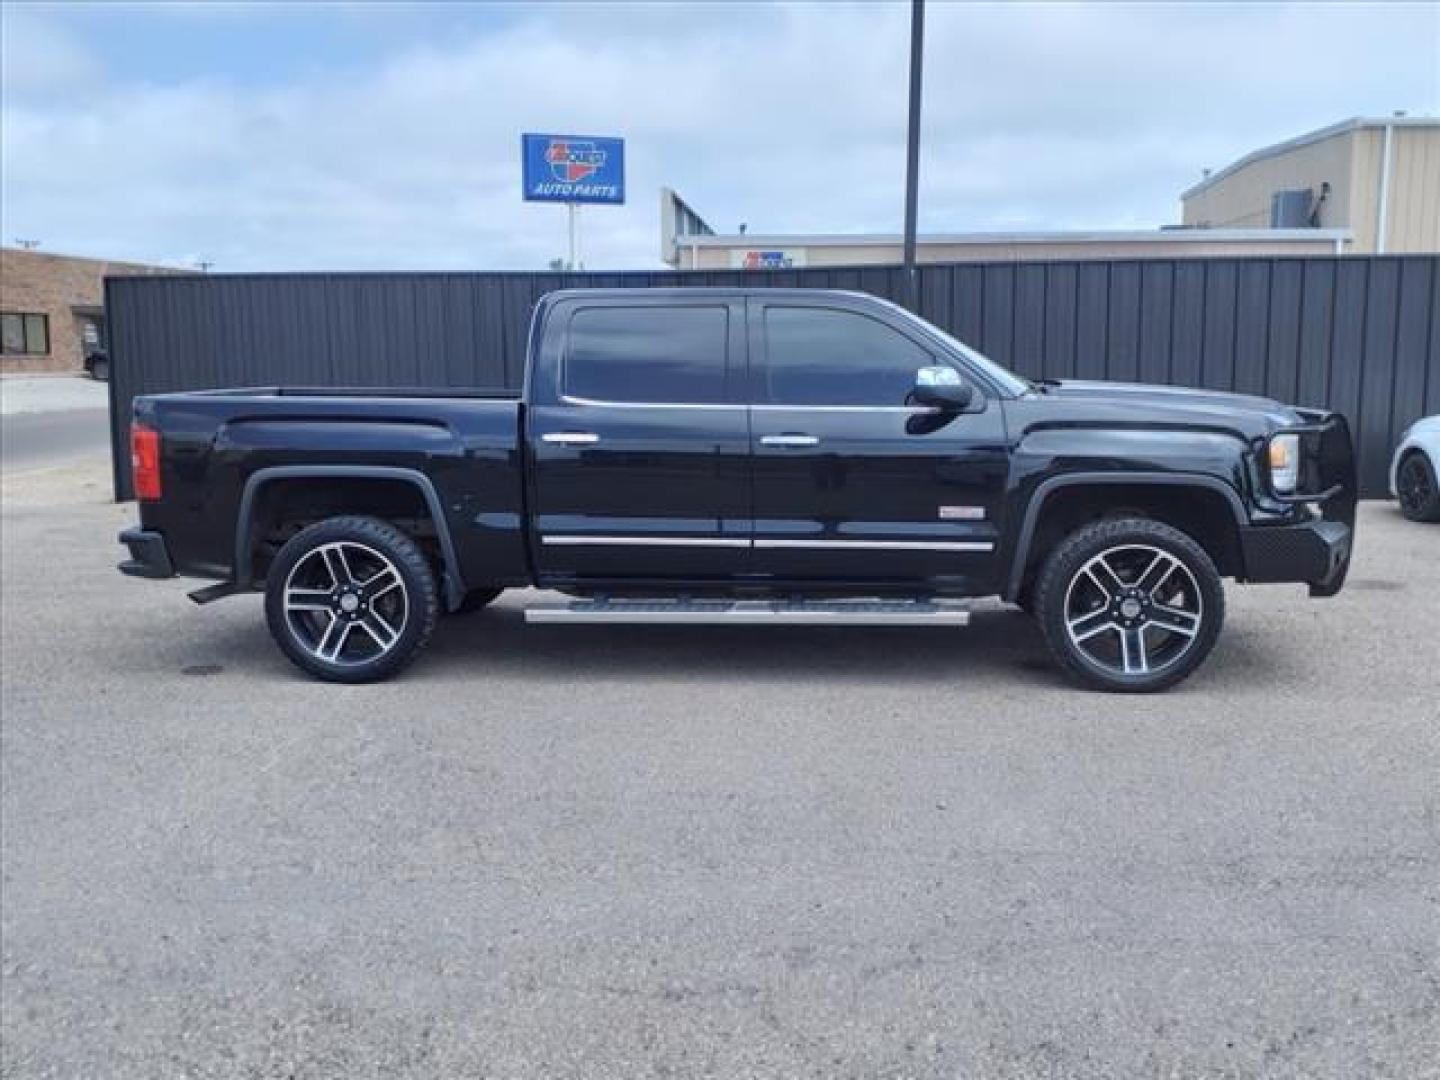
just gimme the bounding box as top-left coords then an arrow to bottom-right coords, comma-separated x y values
541,432 -> 600,445
760,434 -> 819,448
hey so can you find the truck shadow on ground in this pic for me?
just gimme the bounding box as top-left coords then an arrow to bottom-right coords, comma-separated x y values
179,598 -> 1280,691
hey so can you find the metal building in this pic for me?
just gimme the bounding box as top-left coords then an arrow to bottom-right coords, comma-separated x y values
661,117 -> 1440,270
1182,116 -> 1440,254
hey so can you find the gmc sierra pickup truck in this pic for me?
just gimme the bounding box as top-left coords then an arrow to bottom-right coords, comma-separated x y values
119,288 -> 1356,692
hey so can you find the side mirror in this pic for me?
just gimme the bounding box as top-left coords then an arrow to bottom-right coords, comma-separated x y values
910,365 -> 974,411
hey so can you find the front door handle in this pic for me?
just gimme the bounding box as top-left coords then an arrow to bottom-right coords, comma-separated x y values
760,434 -> 820,448
541,432 -> 600,446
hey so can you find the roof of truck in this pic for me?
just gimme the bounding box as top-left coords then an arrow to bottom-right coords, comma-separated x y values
539,287 -> 873,300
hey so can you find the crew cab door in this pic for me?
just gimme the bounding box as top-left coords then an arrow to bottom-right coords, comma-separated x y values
746,296 -> 1009,592
527,296 -> 750,585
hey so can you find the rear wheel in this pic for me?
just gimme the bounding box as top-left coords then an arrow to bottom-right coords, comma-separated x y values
1034,517 -> 1224,693
264,516 -> 438,683
1397,451 -> 1440,522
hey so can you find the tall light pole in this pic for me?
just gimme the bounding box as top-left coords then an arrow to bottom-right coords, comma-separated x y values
902,0 -> 925,310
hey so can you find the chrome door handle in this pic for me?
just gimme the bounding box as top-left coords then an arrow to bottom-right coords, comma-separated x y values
760,434 -> 819,448
541,432 -> 600,445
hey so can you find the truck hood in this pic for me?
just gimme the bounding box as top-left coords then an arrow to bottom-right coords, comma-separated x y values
1031,379 -> 1304,430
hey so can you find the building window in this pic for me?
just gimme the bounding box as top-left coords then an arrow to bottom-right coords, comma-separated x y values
1,313 -> 50,355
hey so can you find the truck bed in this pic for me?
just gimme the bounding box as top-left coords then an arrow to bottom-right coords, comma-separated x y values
132,386 -> 527,596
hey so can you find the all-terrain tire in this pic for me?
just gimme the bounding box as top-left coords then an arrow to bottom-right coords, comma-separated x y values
264,515 -> 439,683
1034,517 -> 1225,693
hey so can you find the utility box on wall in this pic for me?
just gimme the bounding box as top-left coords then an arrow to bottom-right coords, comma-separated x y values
1270,189 -> 1315,228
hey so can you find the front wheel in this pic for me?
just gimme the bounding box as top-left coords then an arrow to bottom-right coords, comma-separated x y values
1034,517 -> 1224,693
264,516 -> 439,683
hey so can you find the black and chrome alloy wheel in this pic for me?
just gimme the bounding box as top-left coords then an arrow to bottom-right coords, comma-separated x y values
1063,545 -> 1202,679
264,516 -> 439,683
1035,517 -> 1224,693
283,541 -> 409,665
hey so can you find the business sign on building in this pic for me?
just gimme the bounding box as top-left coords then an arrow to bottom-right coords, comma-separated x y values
522,133 -> 625,204
730,249 -> 808,270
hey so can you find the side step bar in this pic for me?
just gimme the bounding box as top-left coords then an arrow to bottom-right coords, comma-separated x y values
524,599 -> 971,626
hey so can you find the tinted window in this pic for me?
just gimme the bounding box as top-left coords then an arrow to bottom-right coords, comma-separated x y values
566,305 -> 728,404
761,306 -> 934,406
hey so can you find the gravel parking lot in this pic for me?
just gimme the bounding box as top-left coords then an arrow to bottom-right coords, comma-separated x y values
3,456 -> 1438,1079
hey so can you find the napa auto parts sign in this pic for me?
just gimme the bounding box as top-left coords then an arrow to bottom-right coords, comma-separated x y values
522,133 -> 625,204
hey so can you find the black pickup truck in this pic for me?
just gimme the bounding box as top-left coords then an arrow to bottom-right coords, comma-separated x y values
119,288 -> 1356,691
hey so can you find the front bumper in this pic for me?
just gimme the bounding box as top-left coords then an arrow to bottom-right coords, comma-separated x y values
1240,519 -> 1352,597
1239,408 -> 1356,597
117,527 -> 175,579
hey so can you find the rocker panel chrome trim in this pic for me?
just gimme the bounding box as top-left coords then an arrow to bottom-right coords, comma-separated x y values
541,535 -> 750,548
754,538 -> 993,552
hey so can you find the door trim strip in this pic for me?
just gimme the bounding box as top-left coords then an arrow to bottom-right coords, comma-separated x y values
559,394 -> 740,411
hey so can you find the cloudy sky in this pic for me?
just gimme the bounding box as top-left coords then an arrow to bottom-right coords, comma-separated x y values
3,1 -> 1437,271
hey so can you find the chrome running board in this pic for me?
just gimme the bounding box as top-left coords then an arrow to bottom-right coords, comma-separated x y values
523,599 -> 971,626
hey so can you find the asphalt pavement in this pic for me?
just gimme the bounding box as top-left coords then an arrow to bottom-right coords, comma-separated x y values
1,376 -> 113,474
2,456 -> 1438,1079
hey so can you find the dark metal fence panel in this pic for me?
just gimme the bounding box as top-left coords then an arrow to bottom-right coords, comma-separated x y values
107,256 -> 1438,499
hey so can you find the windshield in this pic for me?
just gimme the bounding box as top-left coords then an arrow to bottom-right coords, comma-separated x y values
880,300 -> 1032,397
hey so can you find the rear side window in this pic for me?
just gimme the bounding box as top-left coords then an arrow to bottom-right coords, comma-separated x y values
760,306 -> 934,406
565,305 -> 729,404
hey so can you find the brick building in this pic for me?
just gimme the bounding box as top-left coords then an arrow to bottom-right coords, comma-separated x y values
0,247 -> 184,374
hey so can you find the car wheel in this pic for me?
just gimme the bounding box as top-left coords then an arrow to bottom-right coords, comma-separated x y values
264,515 -> 439,683
1034,517 -> 1224,693
450,587 -> 504,614
1396,451 -> 1440,522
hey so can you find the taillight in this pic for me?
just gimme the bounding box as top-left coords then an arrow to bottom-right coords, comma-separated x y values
131,424 -> 162,501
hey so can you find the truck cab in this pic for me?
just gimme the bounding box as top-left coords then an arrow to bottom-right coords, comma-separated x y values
526,289 -> 1016,596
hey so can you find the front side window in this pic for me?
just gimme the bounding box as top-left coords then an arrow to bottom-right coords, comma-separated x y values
760,306 -> 935,406
565,305 -> 729,404
1,312 -> 49,355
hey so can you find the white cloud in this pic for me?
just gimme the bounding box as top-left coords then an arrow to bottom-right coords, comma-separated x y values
2,1 -> 1437,271
0,4 -> 101,98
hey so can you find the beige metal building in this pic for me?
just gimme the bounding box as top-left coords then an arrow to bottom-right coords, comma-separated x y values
1182,116 -> 1440,253
662,115 -> 1439,270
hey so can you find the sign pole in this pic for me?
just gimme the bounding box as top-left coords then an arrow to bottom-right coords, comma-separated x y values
902,0 -> 925,310
521,133 -> 623,265
567,203 -> 578,271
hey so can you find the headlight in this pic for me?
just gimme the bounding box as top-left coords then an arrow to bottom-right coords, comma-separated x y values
1268,433 -> 1300,493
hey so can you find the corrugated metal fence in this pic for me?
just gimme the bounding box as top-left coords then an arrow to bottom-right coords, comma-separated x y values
107,255 -> 1439,499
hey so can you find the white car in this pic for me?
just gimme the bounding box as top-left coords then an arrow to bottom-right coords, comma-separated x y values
1390,415 -> 1440,522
